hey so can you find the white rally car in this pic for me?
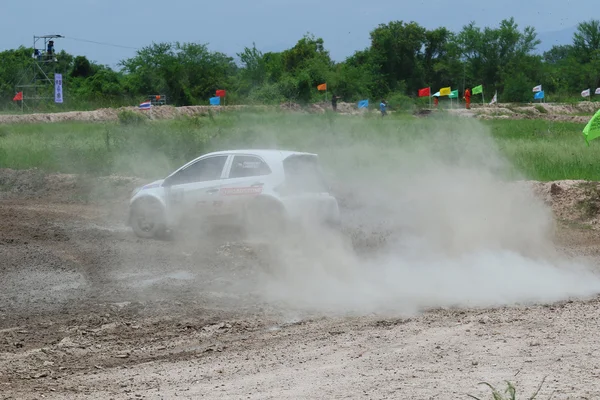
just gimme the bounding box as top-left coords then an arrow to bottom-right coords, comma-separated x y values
127,149 -> 340,239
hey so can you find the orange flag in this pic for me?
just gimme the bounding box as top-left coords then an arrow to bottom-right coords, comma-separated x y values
13,91 -> 23,101
317,83 -> 327,91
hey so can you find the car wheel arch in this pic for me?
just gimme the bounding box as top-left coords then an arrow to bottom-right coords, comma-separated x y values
130,195 -> 165,216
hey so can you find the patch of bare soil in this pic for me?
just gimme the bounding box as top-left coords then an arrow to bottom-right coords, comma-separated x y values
2,169 -> 600,399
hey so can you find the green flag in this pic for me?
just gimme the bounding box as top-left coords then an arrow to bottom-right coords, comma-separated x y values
583,109 -> 600,146
472,85 -> 483,95
448,90 -> 459,99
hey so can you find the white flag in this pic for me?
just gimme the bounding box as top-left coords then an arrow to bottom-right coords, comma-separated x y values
582,89 -> 591,97
596,88 -> 600,95
532,85 -> 542,92
489,92 -> 497,104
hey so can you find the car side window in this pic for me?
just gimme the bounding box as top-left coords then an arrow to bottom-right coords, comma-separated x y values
169,155 -> 228,185
228,155 -> 272,178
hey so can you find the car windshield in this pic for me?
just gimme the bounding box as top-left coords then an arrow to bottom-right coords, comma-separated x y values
282,154 -> 328,193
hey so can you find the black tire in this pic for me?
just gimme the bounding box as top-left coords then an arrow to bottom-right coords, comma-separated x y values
130,198 -> 167,239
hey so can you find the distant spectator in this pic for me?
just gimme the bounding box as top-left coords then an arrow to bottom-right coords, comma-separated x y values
380,99 -> 388,117
331,94 -> 341,112
464,87 -> 471,109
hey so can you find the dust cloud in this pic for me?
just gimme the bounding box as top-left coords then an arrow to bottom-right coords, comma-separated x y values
250,116 -> 600,316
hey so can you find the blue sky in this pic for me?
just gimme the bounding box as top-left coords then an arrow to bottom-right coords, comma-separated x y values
1,0 -> 593,68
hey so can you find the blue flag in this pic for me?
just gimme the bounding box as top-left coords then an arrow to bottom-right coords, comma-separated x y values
209,96 -> 221,105
357,99 -> 369,108
534,91 -> 544,100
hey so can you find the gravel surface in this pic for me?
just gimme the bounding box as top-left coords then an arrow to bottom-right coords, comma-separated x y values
2,169 -> 600,399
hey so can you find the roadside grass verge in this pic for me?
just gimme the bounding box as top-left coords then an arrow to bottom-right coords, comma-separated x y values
0,111 -> 596,181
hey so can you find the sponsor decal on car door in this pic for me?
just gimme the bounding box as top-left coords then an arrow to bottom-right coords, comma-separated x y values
220,155 -> 270,212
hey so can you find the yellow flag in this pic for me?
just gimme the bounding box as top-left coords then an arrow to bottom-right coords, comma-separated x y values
439,87 -> 451,96
317,83 -> 327,91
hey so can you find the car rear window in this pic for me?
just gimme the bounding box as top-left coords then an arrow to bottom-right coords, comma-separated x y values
282,154 -> 328,193
229,155 -> 272,178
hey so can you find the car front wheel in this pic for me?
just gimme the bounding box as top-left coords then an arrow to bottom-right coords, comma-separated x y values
130,198 -> 167,239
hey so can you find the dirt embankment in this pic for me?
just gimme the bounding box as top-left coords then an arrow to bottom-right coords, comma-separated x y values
0,100 -> 597,125
452,101 -> 600,123
0,102 -> 371,124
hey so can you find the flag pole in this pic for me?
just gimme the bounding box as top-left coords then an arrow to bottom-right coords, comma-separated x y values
429,87 -> 431,108
482,87 -> 485,105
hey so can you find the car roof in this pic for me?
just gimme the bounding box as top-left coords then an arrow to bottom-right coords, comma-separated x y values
166,149 -> 320,179
201,149 -> 317,161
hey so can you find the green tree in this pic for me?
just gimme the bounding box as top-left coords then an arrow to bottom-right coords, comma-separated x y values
281,34 -> 332,73
368,21 -> 427,93
274,34 -> 335,103
0,47 -> 34,100
119,42 -> 236,105
456,18 -> 540,94
71,56 -> 94,78
237,43 -> 267,89
573,19 -> 600,63
421,28 -> 463,91
543,45 -> 573,64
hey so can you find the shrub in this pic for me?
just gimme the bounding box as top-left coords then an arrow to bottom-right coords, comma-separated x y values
386,92 -> 416,112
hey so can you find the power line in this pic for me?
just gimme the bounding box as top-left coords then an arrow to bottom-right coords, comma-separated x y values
62,36 -> 138,50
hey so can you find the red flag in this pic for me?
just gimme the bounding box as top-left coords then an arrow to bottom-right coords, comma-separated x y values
13,91 -> 23,101
216,90 -> 226,97
418,87 -> 430,97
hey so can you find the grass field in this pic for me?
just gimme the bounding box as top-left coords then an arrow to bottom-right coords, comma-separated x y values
0,111 -> 596,181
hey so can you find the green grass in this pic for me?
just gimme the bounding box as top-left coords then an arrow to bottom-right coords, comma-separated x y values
488,119 -> 597,180
0,111 -> 597,181
468,377 -> 549,400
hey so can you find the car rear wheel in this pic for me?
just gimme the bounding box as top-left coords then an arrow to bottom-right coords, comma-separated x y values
130,198 -> 167,239
243,197 -> 286,239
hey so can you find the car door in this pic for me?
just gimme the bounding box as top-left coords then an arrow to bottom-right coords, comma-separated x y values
163,155 -> 229,225
219,154 -> 272,214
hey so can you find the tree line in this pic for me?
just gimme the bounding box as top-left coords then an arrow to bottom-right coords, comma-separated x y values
0,17 -> 599,109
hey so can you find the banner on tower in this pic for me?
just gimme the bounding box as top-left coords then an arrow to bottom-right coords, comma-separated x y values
55,73 -> 63,104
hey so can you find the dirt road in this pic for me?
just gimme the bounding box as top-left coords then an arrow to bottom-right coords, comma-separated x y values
2,170 -> 600,399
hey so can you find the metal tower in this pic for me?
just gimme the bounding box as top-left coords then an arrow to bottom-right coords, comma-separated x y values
14,34 -> 64,111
